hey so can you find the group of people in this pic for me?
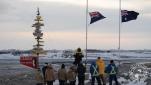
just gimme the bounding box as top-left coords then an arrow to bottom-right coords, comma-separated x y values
35,57 -> 119,85
57,63 -> 86,85
74,48 -> 119,85
90,57 -> 119,85
35,62 -> 86,85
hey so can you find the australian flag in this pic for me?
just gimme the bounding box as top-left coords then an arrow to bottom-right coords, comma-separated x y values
121,10 -> 139,22
89,11 -> 106,24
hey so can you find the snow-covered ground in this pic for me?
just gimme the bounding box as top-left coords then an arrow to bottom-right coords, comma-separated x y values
0,59 -> 151,85
0,50 -> 151,60
0,51 -> 151,85
118,77 -> 147,85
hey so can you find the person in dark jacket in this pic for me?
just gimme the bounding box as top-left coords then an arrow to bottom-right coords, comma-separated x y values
73,48 -> 84,65
90,62 -> 101,85
42,62 -> 48,82
58,64 -> 67,85
77,63 -> 86,85
105,60 -> 118,85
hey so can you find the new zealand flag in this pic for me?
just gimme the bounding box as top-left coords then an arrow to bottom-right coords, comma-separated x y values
121,10 -> 139,22
89,11 -> 106,24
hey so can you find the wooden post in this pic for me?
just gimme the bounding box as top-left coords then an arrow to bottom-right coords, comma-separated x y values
31,8 -> 46,69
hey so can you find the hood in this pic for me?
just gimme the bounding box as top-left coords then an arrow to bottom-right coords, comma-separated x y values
110,63 -> 116,66
47,64 -> 53,69
97,59 -> 104,63
100,59 -> 104,63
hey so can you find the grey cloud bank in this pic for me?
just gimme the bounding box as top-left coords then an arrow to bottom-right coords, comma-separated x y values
0,0 -> 150,50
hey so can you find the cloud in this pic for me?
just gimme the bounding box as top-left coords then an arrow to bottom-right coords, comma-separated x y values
24,0 -> 151,10
0,0 -> 151,49
0,28 -> 151,49
122,0 -> 151,9
24,0 -> 119,9
0,0 -> 12,14
0,32 -> 33,50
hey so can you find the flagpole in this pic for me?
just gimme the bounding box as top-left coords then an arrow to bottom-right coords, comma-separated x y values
85,0 -> 88,65
118,0 -> 121,60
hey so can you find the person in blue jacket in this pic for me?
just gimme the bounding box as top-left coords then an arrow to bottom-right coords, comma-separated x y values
90,61 -> 102,85
105,60 -> 118,85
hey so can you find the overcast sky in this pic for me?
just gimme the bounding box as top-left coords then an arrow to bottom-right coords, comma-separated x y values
0,0 -> 151,50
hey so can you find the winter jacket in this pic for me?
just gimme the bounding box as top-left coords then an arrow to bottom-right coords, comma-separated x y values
58,68 -> 67,81
45,66 -> 55,81
105,63 -> 118,75
67,69 -> 76,81
73,48 -> 84,65
71,65 -> 77,73
90,62 -> 99,77
42,66 -> 47,76
96,59 -> 105,75
77,63 -> 86,76
74,52 -> 84,65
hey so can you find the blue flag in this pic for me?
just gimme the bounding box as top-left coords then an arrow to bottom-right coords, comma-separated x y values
121,10 -> 139,22
89,11 -> 106,24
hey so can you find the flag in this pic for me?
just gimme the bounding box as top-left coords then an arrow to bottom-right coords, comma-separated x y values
121,10 -> 139,22
89,11 -> 106,24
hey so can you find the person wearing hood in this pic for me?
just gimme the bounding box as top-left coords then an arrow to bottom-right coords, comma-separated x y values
105,60 -> 118,85
73,48 -> 84,65
45,64 -> 55,85
90,61 -> 102,85
58,64 -> 67,85
67,66 -> 77,85
96,57 -> 106,85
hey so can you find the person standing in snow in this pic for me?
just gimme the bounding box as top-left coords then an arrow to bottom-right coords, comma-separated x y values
67,66 -> 77,85
73,48 -> 84,65
45,64 -> 55,85
90,61 -> 102,85
58,64 -> 67,85
77,63 -> 86,85
105,60 -> 119,85
96,57 -> 106,85
42,62 -> 48,83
